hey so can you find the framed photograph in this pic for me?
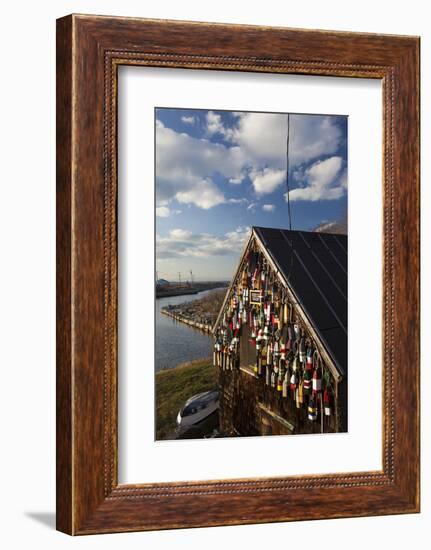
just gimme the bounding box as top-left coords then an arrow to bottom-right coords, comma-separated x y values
56,14 -> 420,534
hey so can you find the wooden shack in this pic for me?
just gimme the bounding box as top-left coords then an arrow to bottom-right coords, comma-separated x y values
213,226 -> 347,436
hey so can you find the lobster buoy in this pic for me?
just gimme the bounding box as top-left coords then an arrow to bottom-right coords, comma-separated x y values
273,340 -> 280,360
287,325 -> 294,350
267,342 -> 273,367
256,329 -> 263,350
255,271 -> 261,290
265,302 -> 271,321
280,341 -> 286,361
271,370 -> 276,388
299,337 -> 306,363
282,371 -> 289,397
254,351 -> 260,374
303,367 -> 312,395
308,398 -> 317,421
290,371 -> 298,392
306,347 -> 313,367
265,361 -> 271,385
323,388 -> 333,416
241,269 -> 248,287
295,380 -> 304,408
277,370 -> 283,392
312,365 -> 322,394
258,352 -> 264,377
283,302 -> 289,324
251,267 -> 258,288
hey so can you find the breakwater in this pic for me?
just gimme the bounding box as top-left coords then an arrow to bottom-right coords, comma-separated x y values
161,309 -> 213,334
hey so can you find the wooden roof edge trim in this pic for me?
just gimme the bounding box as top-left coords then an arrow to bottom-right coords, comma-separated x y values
253,230 -> 344,382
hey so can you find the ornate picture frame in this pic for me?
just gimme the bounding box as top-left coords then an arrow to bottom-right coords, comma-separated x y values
56,14 -> 420,534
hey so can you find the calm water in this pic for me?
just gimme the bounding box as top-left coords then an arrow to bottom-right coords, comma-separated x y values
155,289 -> 224,372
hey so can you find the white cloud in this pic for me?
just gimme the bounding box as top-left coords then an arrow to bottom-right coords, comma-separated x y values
287,156 -> 346,202
181,115 -> 196,125
170,228 -> 193,240
229,112 -> 343,170
262,204 -> 275,212
156,113 -> 345,208
228,176 -> 244,184
206,111 -> 224,135
156,121 -> 245,208
289,115 -> 343,166
156,206 -> 181,217
232,112 -> 287,165
228,198 -> 248,205
156,226 -> 251,260
206,111 -> 236,141
314,220 -> 347,234
176,178 -> 225,209
250,168 -> 285,195
156,206 -> 170,217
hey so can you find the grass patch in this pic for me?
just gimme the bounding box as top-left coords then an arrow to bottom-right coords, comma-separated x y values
155,358 -> 217,440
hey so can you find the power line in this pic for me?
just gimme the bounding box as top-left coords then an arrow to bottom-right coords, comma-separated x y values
286,113 -> 293,231
285,113 -> 294,284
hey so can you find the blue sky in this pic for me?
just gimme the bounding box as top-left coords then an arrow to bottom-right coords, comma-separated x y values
155,108 -> 347,282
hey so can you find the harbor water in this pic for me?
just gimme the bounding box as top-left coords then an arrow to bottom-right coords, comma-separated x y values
155,288 -> 223,372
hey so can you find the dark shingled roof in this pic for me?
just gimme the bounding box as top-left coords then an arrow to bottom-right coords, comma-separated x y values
254,226 -> 347,378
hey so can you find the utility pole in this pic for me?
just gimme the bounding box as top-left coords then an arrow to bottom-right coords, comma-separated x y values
178,272 -> 182,287
190,270 -> 194,286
